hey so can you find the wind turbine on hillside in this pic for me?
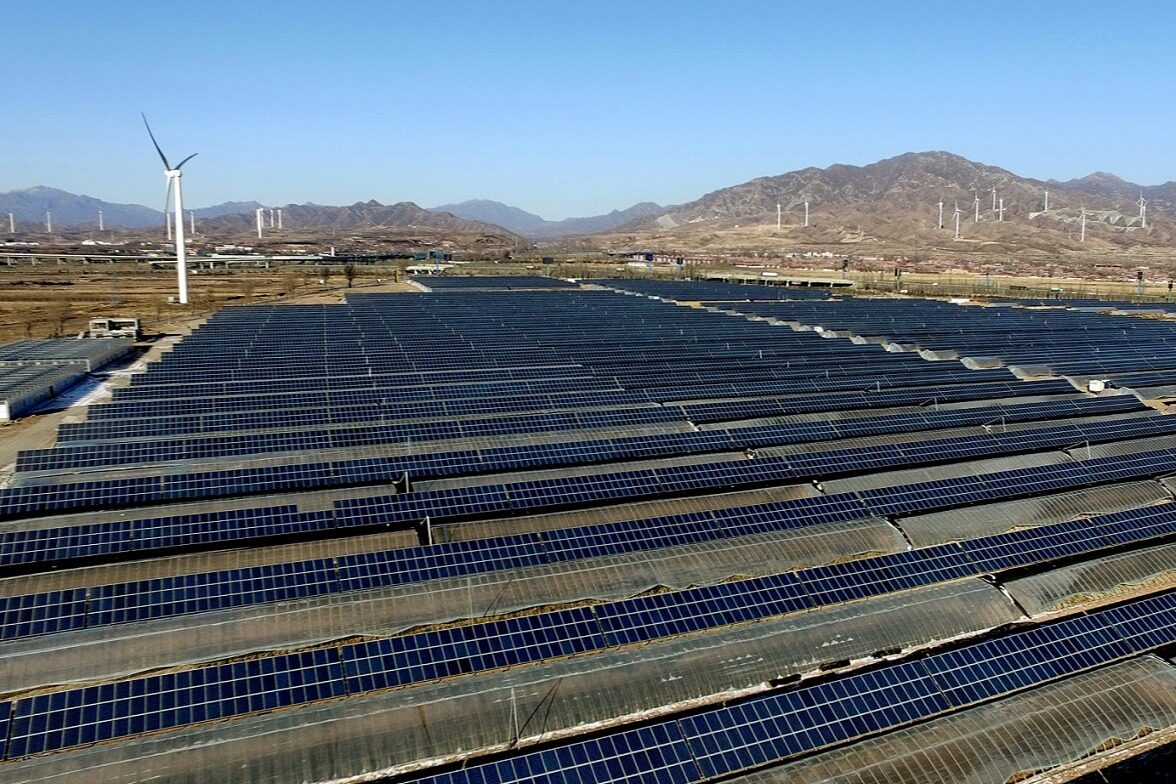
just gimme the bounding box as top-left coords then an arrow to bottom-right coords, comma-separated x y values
1139,193 -> 1148,229
1081,207 -> 1088,242
142,114 -> 196,305
973,193 -> 980,223
937,197 -> 944,230
954,202 -> 962,239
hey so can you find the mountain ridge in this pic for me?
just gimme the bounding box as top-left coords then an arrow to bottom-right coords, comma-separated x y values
428,199 -> 666,237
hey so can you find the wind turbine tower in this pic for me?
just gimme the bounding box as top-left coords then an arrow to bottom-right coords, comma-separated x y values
991,187 -> 997,211
776,203 -> 781,230
974,193 -> 980,223
190,212 -> 195,235
256,208 -> 264,239
143,114 -> 197,305
268,209 -> 275,228
45,212 -> 51,233
804,200 -> 809,227
7,213 -> 13,233
1081,208 -> 1087,242
1043,190 -> 1049,212
278,209 -> 283,230
1139,194 -> 1148,229
998,198 -> 1004,222
954,202 -> 961,239
98,210 -> 104,231
938,198 -> 944,230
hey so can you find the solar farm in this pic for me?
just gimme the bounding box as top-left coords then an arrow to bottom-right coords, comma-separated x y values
1,277 -> 1176,783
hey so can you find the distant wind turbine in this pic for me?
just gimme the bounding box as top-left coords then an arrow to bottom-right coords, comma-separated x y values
256,208 -> 264,239
776,203 -> 781,230
998,198 -> 1004,222
1081,207 -> 1087,242
1043,190 -> 1049,212
7,213 -> 13,233
45,211 -> 51,233
954,202 -> 961,239
937,197 -> 944,230
1139,193 -> 1148,229
804,200 -> 809,227
143,113 -> 197,305
277,209 -> 283,230
98,210 -> 104,231
974,193 -> 980,223
991,187 -> 997,211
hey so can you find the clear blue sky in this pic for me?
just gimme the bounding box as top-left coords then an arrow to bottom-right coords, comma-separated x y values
4,0 -> 1173,218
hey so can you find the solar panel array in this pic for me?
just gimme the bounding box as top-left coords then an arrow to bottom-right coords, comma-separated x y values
2,282 -> 1175,783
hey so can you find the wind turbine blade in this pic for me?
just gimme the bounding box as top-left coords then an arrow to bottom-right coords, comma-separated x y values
141,113 -> 172,169
175,153 -> 198,170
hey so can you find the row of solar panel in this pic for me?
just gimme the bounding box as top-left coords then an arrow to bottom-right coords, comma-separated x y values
76,365 -> 997,438
680,378 -> 1077,422
82,363 -> 1021,426
135,331 -> 886,370
4,407 -> 1172,531
57,378 -> 1100,451
130,347 -> 932,381
62,363 -> 992,442
52,396 -> 1137,489
2,576 -> 1172,762
2,490 -> 1171,646
17,406 -> 688,472
401,590 -> 1176,784
332,436 -> 1176,530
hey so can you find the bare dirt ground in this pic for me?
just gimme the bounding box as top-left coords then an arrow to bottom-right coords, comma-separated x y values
0,262 -> 417,341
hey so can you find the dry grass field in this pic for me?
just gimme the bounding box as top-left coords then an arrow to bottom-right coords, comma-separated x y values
4,259 -> 1176,345
0,262 -> 416,341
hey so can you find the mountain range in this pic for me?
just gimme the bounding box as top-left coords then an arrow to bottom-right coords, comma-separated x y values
591,151 -> 1176,259
6,153 -> 1176,258
0,186 -> 262,230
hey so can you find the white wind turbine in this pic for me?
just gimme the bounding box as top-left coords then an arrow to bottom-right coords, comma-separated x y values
937,197 -> 944,230
1081,206 -> 1088,242
1139,193 -> 1148,229
973,193 -> 980,223
954,202 -> 962,239
143,114 -> 197,305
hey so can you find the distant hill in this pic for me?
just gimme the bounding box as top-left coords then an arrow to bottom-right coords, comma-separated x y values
0,187 -> 263,230
201,200 -> 523,241
430,200 -> 550,235
0,186 -> 162,229
1058,172 -> 1176,205
610,151 -> 1175,256
193,200 -> 264,219
430,199 -> 666,237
